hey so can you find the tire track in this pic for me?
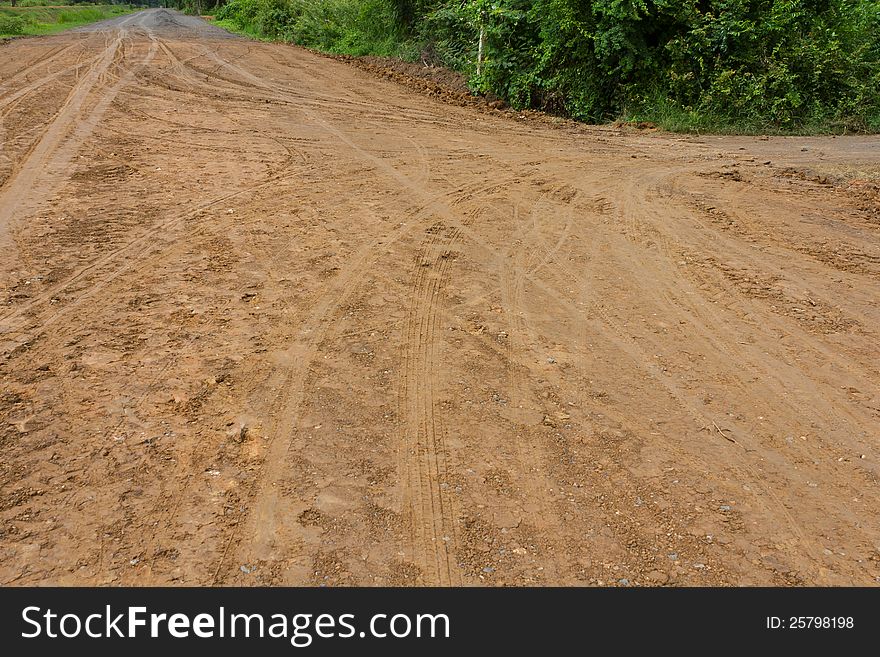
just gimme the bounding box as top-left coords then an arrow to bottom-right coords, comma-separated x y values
495,198 -> 570,583
398,221 -> 462,585
0,44 -> 306,344
510,177 -> 830,574
0,27 -> 139,249
194,48 -> 574,583
0,52 -> 104,115
483,188 -> 800,581
306,120 -> 828,579
147,43 -> 468,583
0,41 -> 81,97
219,217 -> 414,580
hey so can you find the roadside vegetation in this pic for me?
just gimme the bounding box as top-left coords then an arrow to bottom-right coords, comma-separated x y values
0,3 -> 135,38
182,0 -> 880,134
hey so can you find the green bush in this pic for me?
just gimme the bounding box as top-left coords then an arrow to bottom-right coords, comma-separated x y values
216,0 -> 404,55
0,13 -> 27,35
209,0 -> 880,133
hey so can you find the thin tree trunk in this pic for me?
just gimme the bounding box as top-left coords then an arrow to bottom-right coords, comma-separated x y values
477,24 -> 486,75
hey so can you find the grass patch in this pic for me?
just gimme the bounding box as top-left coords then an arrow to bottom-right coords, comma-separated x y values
213,17 -> 272,43
0,5 -> 135,38
622,93 -> 880,136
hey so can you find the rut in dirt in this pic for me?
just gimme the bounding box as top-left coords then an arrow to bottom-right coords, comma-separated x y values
0,9 -> 879,587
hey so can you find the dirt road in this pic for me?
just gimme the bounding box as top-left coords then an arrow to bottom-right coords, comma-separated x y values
1,9 -> 878,586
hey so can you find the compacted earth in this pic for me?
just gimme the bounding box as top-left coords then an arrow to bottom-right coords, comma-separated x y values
1,9 -> 878,586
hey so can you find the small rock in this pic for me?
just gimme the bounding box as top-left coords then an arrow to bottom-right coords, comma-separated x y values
240,564 -> 255,574
646,570 -> 668,584
494,510 -> 521,529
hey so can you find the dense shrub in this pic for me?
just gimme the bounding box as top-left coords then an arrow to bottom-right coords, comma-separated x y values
0,13 -> 27,35
206,0 -> 880,132
216,0 -> 404,56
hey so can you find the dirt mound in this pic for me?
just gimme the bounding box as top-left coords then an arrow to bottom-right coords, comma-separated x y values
613,120 -> 659,131
326,53 -> 588,128
359,56 -> 471,93
330,53 -> 496,110
325,54 -> 649,137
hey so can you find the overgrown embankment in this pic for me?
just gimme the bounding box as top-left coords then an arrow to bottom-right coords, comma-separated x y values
0,4 -> 135,38
204,0 -> 879,134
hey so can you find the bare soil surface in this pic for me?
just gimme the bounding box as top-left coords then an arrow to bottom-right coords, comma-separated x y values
1,9 -> 879,586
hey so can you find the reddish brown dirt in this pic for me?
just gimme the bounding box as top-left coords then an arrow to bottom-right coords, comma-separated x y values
0,10 -> 879,587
